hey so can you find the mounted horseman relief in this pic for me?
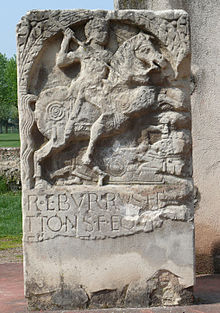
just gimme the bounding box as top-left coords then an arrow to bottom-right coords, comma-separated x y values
17,9 -> 194,310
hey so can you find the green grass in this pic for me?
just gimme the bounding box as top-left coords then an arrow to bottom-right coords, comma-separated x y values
0,235 -> 22,250
0,132 -> 20,147
0,191 -> 22,250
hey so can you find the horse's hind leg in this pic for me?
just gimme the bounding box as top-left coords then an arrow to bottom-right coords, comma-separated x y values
34,140 -> 54,188
34,127 -> 69,188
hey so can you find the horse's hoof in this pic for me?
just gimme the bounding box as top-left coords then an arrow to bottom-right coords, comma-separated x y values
64,131 -> 72,139
82,154 -> 91,165
35,179 -> 51,189
98,177 -> 104,186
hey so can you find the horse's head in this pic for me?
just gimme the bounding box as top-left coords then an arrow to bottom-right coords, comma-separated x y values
109,32 -> 167,87
134,33 -> 167,72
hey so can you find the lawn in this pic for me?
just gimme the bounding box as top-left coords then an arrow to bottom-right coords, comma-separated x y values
0,132 -> 20,147
0,191 -> 22,250
0,136 -> 22,251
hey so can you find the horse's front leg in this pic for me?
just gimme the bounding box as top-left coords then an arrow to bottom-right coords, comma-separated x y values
82,113 -> 109,166
82,112 -> 124,186
83,112 -> 127,165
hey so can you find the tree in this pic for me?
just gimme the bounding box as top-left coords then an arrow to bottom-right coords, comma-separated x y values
0,53 -> 17,133
0,53 -> 8,133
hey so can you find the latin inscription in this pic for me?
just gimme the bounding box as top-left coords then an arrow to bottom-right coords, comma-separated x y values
24,191 -> 165,241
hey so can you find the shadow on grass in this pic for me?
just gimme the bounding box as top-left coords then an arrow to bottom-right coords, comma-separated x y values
0,139 -> 19,141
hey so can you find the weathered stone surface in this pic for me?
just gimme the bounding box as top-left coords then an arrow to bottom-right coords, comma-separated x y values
115,0 -> 220,277
17,9 -> 194,310
114,0 -> 149,9
114,0 -> 185,10
0,148 -> 21,190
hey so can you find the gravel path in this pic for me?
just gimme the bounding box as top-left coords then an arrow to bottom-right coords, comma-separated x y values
0,247 -> 23,264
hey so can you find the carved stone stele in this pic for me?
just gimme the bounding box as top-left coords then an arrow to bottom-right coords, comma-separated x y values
17,9 -> 194,310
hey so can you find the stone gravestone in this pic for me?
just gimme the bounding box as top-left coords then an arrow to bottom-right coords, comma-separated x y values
17,8 -> 194,310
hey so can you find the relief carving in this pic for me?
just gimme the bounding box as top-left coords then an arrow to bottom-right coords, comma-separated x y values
17,10 -> 192,240
17,9 -> 194,309
17,10 -> 191,190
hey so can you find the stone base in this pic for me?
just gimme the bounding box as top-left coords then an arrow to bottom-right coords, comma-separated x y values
25,221 -> 194,311
28,276 -> 193,311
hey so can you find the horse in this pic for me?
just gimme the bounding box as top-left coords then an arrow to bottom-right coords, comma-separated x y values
27,32 -> 171,187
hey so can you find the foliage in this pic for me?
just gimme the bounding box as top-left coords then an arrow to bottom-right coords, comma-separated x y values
0,53 -> 17,133
0,169 -> 21,192
0,175 -> 21,194
4,57 -> 17,108
0,176 -> 8,193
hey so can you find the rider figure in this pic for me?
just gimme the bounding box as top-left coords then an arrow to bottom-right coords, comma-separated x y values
56,18 -> 112,184
56,18 -> 112,140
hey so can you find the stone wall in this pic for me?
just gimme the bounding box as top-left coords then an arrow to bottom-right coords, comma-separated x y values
0,148 -> 21,190
115,0 -> 220,274
0,147 -> 20,161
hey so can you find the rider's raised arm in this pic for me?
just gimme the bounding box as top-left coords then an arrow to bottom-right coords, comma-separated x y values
56,29 -> 83,68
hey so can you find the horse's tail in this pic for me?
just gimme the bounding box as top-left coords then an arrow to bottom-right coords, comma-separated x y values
19,94 -> 37,189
